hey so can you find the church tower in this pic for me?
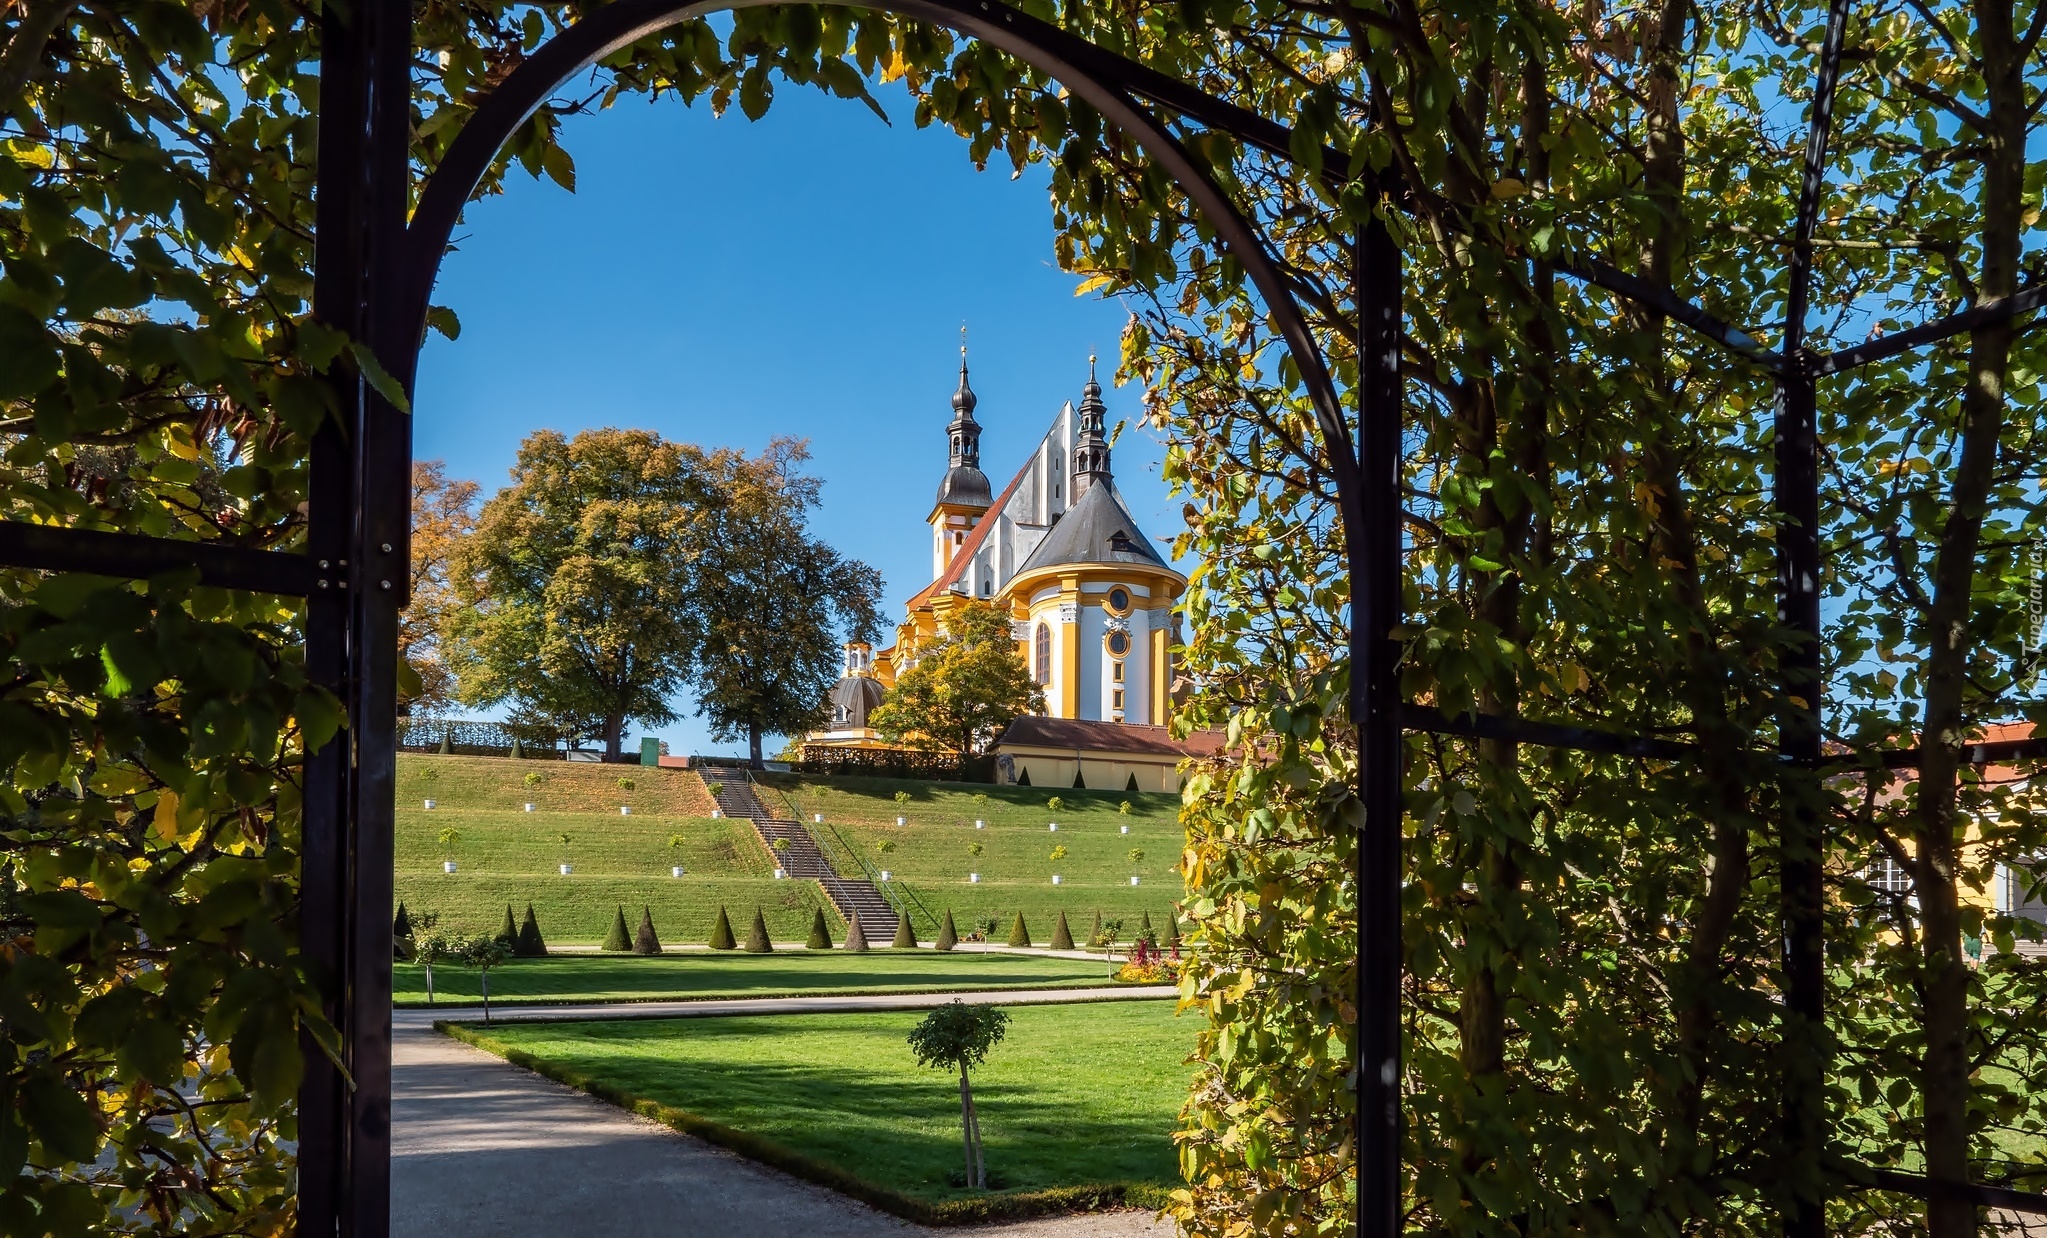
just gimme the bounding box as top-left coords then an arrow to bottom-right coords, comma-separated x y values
930,346 -> 993,579
1071,355 -> 1112,501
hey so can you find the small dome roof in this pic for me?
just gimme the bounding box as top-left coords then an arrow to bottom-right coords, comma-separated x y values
935,464 -> 992,509
828,675 -> 887,729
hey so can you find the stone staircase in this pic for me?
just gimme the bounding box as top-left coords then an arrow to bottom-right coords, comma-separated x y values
698,767 -> 898,942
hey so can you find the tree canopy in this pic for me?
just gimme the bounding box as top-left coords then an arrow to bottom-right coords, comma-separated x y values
401,459 -> 478,716
448,428 -> 707,757
870,601 -> 1043,756
682,438 -> 882,766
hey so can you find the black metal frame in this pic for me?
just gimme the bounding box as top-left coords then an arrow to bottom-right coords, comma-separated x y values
3,0 -> 2044,1233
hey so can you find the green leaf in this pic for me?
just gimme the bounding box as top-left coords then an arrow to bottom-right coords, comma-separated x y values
540,143 -> 576,193
21,891 -> 101,933
0,303 -> 59,399
0,1085 -> 25,1184
19,1073 -> 100,1164
739,67 -> 773,121
349,341 -> 412,414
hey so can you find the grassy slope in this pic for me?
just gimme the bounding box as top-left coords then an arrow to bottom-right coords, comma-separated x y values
394,754 -> 833,943
394,950 -> 1125,1005
394,756 -> 1190,945
468,1000 -> 1193,1203
758,774 -> 1185,939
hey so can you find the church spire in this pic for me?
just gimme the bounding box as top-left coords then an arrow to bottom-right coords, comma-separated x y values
1071,354 -> 1112,500
933,332 -> 992,514
948,343 -> 980,467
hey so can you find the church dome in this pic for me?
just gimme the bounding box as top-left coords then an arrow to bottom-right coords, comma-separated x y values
828,674 -> 887,730
935,464 -> 993,508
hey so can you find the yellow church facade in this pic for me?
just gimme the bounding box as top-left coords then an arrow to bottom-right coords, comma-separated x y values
809,351 -> 1192,782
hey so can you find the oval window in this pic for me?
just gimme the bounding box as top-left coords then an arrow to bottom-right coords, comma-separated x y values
1108,587 -> 1132,613
1107,630 -> 1132,657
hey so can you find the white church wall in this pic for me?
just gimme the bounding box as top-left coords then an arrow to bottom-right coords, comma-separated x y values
1120,606 -> 1152,725
1077,603 -> 1108,721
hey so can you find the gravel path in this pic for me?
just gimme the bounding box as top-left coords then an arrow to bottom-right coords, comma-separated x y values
391,993 -> 1175,1237
394,985 -> 1175,1030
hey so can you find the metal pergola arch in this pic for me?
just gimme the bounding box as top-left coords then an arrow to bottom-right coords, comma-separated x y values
4,0 -> 2047,1233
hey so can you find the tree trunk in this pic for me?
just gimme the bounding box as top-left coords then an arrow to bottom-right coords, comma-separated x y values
748,721 -> 764,770
481,969 -> 491,1025
604,713 -> 624,760
958,1064 -> 978,1188
424,961 -> 433,1005
1919,7 -> 2024,1228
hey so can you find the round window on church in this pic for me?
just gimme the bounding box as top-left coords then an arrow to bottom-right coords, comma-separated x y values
1105,586 -> 1133,616
1106,629 -> 1132,658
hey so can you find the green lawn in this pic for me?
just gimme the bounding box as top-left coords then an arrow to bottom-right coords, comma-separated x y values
393,756 -> 1191,946
757,773 -> 1186,936
395,949 -> 1127,1006
455,1000 -> 1194,1203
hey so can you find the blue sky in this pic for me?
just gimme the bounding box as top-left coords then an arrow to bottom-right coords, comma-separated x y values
411,79 -> 1182,757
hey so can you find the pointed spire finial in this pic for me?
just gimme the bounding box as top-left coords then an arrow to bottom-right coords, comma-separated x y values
950,330 -> 978,420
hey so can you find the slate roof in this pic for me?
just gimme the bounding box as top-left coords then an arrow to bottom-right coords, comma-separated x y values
827,675 -> 887,730
934,464 -> 992,509
1012,477 -> 1173,577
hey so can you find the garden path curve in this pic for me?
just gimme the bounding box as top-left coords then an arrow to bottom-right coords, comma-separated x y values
391,991 -> 1176,1238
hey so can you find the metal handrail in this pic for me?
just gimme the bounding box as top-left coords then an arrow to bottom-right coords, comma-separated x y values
816,820 -> 940,937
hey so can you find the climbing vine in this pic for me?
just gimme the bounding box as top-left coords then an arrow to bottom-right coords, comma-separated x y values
5,0 -> 2045,1234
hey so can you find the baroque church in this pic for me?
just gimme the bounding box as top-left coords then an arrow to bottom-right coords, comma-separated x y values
808,351 -> 1217,791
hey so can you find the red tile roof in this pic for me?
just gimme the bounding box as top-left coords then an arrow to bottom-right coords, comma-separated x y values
995,715 -> 1225,758
903,456 -> 1035,615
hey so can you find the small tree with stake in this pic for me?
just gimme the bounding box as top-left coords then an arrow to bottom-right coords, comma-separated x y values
415,927 -> 450,1004
907,1002 -> 1008,1190
460,934 -> 512,1025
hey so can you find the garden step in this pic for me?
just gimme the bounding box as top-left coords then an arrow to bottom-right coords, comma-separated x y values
700,768 -> 897,942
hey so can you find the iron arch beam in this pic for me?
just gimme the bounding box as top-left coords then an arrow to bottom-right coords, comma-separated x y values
396,0 -> 1362,491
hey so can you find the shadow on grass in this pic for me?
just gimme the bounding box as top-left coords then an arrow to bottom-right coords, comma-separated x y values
438,1019 -> 1177,1223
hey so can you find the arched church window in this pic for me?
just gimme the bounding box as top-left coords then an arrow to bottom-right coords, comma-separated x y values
1034,623 -> 1051,685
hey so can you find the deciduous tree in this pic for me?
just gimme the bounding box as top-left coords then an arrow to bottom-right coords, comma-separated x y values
449,428 -> 706,757
404,459 -> 478,715
907,1003 -> 1009,1190
870,601 -> 1043,755
683,438 -> 883,766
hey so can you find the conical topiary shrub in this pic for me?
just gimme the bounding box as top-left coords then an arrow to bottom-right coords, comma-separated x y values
843,912 -> 870,952
509,737 -> 523,759
634,906 -> 662,955
1007,911 -> 1032,948
437,732 -> 452,755
1050,910 -> 1075,951
1017,767 -> 1031,786
601,905 -> 632,952
1139,910 -> 1154,942
744,907 -> 773,953
393,903 -> 412,939
516,904 -> 548,957
499,904 -> 518,945
935,909 -> 958,952
891,910 -> 916,949
709,905 -> 737,950
1125,772 -> 1140,792
1164,911 -> 1181,949
807,908 -> 833,949
1088,909 -> 1103,947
